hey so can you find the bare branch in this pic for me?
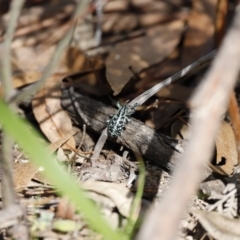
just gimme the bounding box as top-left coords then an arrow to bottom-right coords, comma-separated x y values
136,4 -> 240,240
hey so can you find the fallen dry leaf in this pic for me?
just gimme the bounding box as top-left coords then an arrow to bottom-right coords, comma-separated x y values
106,20 -> 184,95
56,198 -> 75,220
181,0 -> 217,66
103,0 -> 129,12
193,210 -> 240,240
0,71 -> 42,97
47,129 -> 78,154
13,161 -> 39,189
11,71 -> 42,88
82,181 -> 138,218
59,47 -> 87,74
32,74 -> 75,150
215,121 -> 238,175
172,119 -> 238,176
12,46 -> 55,72
102,13 -> 138,33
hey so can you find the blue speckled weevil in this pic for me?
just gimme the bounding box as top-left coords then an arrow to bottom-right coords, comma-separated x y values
106,102 -> 138,138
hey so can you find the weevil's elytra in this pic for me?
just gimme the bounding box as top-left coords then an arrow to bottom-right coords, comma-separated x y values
106,102 -> 137,138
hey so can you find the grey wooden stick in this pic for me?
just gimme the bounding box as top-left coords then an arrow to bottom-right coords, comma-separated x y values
61,90 -> 183,171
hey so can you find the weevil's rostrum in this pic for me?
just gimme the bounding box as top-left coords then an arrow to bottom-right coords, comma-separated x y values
106,102 -> 137,138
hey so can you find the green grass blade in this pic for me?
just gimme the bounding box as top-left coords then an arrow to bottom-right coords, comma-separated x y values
0,99 -> 125,240
124,154 -> 145,236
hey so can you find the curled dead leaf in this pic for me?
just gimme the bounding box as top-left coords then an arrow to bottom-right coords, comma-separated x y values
32,74 -> 75,150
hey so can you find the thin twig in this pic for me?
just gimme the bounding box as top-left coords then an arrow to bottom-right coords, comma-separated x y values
78,124 -> 86,150
68,85 -> 90,125
136,4 -> 240,240
71,125 -> 86,165
95,0 -> 104,45
124,152 -> 145,236
8,0 -> 90,105
90,128 -> 108,163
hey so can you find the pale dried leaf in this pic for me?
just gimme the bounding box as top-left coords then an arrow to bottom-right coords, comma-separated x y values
12,46 -> 55,71
0,71 -> 42,97
82,181 -> 137,218
12,71 -> 42,88
193,210 -> 240,240
215,121 -> 238,175
32,74 -> 75,150
181,0 -> 217,66
13,161 -> 39,189
104,0 -> 129,12
59,47 -> 86,73
106,20 -> 184,95
47,129 -> 78,154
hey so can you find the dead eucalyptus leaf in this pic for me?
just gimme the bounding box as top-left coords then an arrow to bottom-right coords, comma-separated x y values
82,181 -> 138,218
59,47 -> 86,73
47,129 -> 78,154
32,74 -> 75,150
14,161 -> 39,189
106,20 -> 184,95
12,71 -> 42,88
181,0 -> 216,66
0,71 -> 42,97
193,210 -> 240,240
215,121 -> 238,175
172,120 -> 238,176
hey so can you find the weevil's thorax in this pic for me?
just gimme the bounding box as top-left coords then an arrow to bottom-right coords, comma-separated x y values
107,104 -> 131,137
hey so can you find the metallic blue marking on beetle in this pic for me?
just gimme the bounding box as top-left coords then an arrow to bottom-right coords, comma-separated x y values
106,102 -> 137,138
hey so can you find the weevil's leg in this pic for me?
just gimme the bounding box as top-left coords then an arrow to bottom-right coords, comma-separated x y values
116,101 -> 122,109
122,119 -> 128,124
128,108 -> 135,115
128,103 -> 138,114
117,129 -> 123,137
123,117 -> 130,124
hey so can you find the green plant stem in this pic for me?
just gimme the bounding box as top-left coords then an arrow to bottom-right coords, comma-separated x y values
124,153 -> 145,236
0,100 -> 125,240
